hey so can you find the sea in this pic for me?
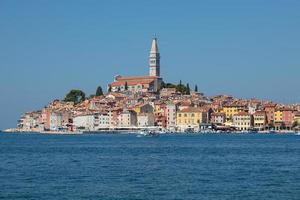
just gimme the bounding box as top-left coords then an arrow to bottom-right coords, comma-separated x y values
0,132 -> 299,200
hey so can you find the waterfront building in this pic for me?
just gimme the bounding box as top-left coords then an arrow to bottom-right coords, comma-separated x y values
50,112 -> 63,131
18,111 -> 41,131
154,102 -> 167,128
110,37 -> 162,93
117,110 -> 137,127
176,107 -> 208,132
264,104 -> 276,125
232,112 -> 253,131
253,111 -> 267,131
166,103 -> 177,131
281,108 -> 294,128
294,112 -> 300,124
41,108 -> 51,130
73,114 -> 95,131
222,102 -> 247,122
137,113 -> 155,127
210,112 -> 226,125
274,109 -> 283,123
94,112 -> 112,130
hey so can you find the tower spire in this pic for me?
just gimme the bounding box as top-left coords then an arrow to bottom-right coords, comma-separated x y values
149,37 -> 160,77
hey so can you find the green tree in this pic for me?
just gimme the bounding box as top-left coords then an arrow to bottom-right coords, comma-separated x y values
64,89 -> 85,104
160,81 -> 166,89
186,83 -> 190,95
125,82 -> 128,90
176,80 -> 188,94
108,85 -> 112,93
95,86 -> 103,96
195,85 -> 198,92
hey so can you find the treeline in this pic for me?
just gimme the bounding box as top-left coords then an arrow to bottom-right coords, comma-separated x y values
160,80 -> 198,95
63,86 -> 104,104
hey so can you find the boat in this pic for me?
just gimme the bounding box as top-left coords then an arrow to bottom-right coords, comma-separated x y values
137,129 -> 159,137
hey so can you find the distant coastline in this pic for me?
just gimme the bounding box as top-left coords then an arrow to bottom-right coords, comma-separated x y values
2,129 -> 299,136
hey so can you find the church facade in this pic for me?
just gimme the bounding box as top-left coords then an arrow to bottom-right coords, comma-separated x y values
110,37 -> 162,93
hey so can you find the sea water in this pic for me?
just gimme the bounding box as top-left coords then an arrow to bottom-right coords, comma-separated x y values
0,133 -> 299,199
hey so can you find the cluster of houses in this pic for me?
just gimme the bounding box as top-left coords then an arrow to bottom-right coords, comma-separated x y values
16,89 -> 300,133
13,37 -> 300,133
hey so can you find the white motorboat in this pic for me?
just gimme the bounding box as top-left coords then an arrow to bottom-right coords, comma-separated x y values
138,130 -> 159,137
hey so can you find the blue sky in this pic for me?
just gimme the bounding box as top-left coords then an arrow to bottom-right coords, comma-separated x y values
0,0 -> 300,129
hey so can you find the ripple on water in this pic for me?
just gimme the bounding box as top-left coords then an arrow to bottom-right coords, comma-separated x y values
0,133 -> 299,200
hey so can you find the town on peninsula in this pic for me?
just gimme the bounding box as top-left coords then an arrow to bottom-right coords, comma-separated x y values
5,38 -> 300,134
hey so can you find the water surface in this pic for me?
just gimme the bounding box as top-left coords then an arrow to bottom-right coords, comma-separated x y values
0,133 -> 299,199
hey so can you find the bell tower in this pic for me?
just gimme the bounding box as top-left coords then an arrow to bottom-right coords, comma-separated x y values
149,37 -> 160,77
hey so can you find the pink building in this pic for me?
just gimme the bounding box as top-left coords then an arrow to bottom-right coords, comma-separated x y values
281,108 -> 294,126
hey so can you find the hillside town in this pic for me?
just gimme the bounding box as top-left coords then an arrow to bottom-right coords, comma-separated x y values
12,38 -> 300,133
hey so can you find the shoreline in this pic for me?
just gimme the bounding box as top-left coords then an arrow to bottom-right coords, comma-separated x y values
1,129 -> 299,135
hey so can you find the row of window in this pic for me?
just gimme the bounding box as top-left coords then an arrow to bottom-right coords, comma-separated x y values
178,120 -> 200,124
178,114 -> 198,117
236,122 -> 250,126
234,117 -> 250,120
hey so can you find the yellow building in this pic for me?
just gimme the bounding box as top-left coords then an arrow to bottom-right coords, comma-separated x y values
293,112 -> 300,124
274,110 -> 283,122
176,107 -> 208,132
222,103 -> 246,122
253,111 -> 266,130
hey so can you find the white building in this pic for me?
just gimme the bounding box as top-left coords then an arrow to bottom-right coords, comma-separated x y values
94,113 -> 112,130
73,114 -> 94,131
233,112 -> 253,131
73,113 -> 112,131
117,110 -> 137,127
50,112 -> 63,131
137,113 -> 155,127
18,111 -> 41,131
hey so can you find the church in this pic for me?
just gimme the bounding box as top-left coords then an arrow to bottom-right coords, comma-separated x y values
110,37 -> 163,93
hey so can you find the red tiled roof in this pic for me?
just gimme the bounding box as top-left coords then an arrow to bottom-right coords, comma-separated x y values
263,103 -> 276,108
180,107 -> 208,113
111,79 -> 154,87
116,76 -> 159,81
107,92 -> 127,98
